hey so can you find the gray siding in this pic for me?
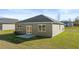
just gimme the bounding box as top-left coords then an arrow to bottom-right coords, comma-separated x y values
32,23 -> 52,37
16,23 -> 64,37
16,23 -> 52,37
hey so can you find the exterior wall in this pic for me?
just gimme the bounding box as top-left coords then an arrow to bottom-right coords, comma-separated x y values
16,23 -> 52,37
15,23 -> 64,37
2,24 -> 15,30
32,23 -> 52,37
52,24 -> 64,37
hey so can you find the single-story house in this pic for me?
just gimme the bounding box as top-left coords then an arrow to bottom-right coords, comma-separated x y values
0,18 -> 18,30
61,21 -> 74,27
15,15 -> 64,37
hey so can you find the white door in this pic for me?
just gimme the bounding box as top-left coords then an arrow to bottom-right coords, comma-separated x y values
26,25 -> 32,34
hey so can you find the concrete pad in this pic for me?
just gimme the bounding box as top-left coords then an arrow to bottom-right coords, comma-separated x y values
16,34 -> 36,38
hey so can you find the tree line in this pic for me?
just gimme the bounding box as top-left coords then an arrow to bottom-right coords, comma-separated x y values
74,16 -> 79,26
63,16 -> 79,26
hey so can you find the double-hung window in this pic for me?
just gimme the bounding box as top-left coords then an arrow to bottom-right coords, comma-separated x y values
18,24 -> 21,31
38,24 -> 46,32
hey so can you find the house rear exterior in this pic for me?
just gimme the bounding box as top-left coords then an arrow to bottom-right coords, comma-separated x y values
15,15 -> 64,37
0,18 -> 18,30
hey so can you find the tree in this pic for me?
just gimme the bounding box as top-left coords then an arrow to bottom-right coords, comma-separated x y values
74,16 -> 79,26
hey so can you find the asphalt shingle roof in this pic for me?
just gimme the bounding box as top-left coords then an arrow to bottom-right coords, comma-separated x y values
18,15 -> 64,24
0,18 -> 18,24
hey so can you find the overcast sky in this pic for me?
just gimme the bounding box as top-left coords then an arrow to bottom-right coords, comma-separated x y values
0,9 -> 79,21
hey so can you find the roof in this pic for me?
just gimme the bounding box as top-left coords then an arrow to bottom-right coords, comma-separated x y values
18,15 -> 64,24
0,18 -> 18,24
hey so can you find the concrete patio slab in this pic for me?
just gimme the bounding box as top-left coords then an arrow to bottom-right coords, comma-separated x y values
16,34 -> 36,38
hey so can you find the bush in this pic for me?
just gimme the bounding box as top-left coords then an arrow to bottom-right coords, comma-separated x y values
14,31 -> 20,35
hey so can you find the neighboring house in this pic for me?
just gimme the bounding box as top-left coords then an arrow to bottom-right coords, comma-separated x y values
0,18 -> 18,30
15,15 -> 64,37
62,21 -> 74,27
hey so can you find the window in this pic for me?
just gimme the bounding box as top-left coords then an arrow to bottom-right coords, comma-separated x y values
38,24 -> 46,32
18,24 -> 21,31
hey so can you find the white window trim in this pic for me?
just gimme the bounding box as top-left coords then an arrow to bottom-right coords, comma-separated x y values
38,24 -> 46,32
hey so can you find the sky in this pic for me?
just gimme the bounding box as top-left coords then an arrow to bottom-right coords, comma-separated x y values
0,9 -> 79,21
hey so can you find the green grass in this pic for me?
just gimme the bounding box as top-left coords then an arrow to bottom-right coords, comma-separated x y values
0,27 -> 79,49
0,30 -> 15,35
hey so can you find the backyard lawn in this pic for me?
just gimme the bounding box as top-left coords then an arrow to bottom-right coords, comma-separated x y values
0,27 -> 79,49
